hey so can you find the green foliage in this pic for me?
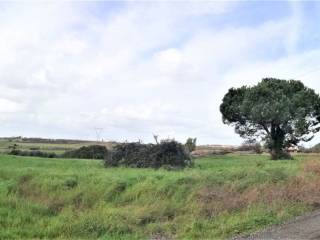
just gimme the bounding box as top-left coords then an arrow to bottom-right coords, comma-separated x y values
63,145 -> 108,159
9,149 -> 58,158
8,144 -> 18,151
185,138 -> 197,152
104,141 -> 192,168
220,78 -> 320,159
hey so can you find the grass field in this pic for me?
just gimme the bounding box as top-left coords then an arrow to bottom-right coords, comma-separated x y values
1,153 -> 320,239
0,138 -> 113,154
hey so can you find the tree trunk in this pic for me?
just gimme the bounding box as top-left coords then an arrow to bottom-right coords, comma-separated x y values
270,145 -> 288,160
270,126 -> 291,160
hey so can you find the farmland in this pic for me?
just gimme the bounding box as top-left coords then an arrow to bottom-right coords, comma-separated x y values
0,138 -> 113,155
1,153 -> 320,239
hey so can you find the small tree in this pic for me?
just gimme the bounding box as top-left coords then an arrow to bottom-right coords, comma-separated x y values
8,143 -> 18,151
220,78 -> 320,159
185,138 -> 197,152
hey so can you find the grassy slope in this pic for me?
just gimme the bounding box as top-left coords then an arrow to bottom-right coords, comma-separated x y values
0,139 -> 112,154
0,154 -> 316,239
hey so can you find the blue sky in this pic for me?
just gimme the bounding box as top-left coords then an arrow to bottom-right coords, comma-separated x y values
1,1 -> 320,146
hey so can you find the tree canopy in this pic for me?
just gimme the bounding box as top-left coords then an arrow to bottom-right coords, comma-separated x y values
220,78 -> 320,159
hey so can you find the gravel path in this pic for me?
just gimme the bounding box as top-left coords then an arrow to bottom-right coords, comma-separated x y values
234,210 -> 320,240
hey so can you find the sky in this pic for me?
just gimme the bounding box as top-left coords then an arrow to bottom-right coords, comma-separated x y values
1,1 -> 320,146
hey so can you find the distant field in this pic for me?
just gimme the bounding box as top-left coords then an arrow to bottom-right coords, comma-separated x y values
0,138 -> 237,156
0,138 -> 113,154
1,153 -> 320,239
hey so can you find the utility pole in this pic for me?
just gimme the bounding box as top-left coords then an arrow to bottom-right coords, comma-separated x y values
94,128 -> 103,142
93,127 -> 103,159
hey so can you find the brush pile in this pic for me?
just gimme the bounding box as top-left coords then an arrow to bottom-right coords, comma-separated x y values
104,140 -> 192,168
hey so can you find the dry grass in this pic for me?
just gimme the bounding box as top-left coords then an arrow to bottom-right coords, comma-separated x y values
197,186 -> 247,217
197,159 -> 320,218
303,159 -> 320,175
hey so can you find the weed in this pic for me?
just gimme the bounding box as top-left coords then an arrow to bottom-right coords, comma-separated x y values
64,178 -> 78,189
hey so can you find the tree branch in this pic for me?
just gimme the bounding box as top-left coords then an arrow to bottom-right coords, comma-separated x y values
261,123 -> 270,136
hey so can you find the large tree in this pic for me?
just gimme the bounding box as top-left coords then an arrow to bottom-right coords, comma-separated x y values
220,78 -> 320,159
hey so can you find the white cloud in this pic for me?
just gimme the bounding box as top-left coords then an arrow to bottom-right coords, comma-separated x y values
0,2 -> 320,145
0,99 -> 22,113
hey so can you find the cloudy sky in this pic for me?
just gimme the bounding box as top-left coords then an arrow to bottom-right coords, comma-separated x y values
1,1 -> 320,146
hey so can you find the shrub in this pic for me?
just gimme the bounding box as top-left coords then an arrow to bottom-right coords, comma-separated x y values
150,140 -> 193,168
9,150 -> 58,158
104,140 -> 192,169
270,150 -> 293,160
8,143 -> 18,151
29,147 -> 40,151
62,145 -> 108,159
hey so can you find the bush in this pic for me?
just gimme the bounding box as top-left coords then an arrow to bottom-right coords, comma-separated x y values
62,145 -> 108,159
104,140 -> 192,169
29,147 -> 40,151
9,150 -> 58,158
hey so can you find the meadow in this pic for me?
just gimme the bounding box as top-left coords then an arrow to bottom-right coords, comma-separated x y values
1,153 -> 320,239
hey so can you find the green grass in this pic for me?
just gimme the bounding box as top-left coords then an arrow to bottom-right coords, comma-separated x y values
0,154 -> 315,239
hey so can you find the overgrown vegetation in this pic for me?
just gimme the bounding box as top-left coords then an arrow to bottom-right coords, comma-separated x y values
63,145 -> 109,159
104,140 -> 192,168
1,153 -> 319,239
9,149 -> 58,158
8,145 -> 109,160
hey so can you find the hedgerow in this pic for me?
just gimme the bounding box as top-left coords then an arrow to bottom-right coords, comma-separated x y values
62,145 -> 108,159
9,150 -> 58,158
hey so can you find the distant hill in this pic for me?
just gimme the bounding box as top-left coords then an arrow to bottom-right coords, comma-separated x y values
311,143 -> 320,153
196,144 -> 238,150
0,136 -> 114,144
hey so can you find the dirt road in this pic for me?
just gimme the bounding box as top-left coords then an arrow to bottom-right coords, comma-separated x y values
234,210 -> 320,240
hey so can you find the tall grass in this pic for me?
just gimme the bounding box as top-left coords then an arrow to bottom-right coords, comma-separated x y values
0,154 -> 318,239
